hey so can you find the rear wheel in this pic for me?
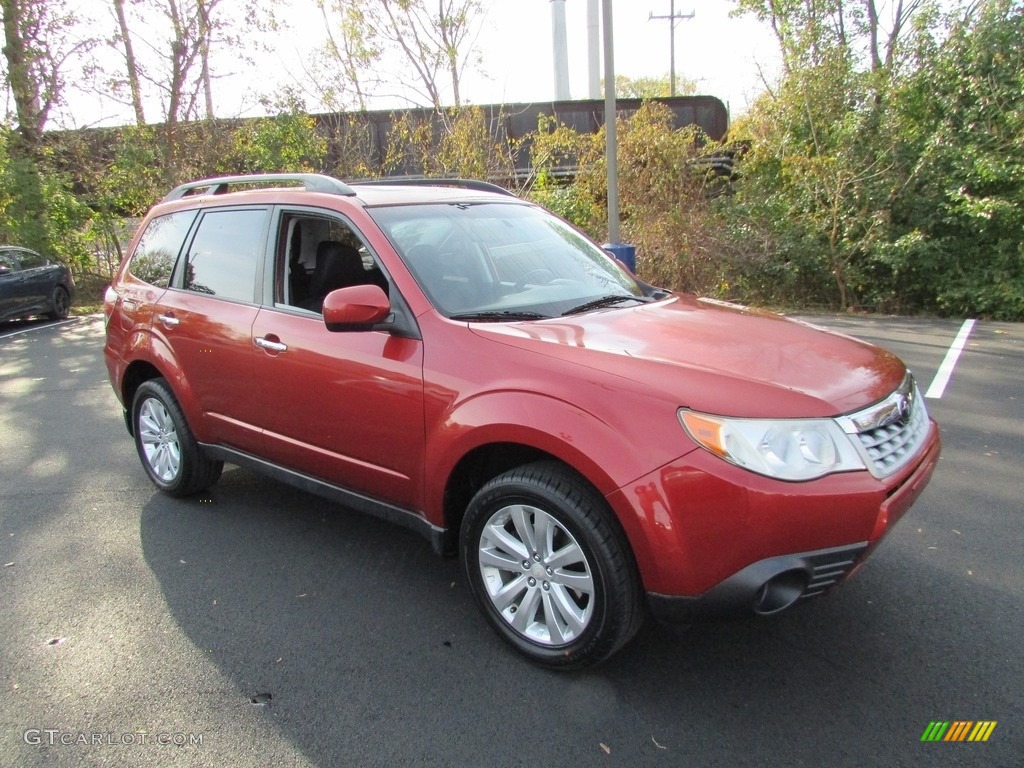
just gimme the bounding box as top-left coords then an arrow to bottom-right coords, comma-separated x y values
132,378 -> 223,497
461,461 -> 644,669
47,285 -> 70,319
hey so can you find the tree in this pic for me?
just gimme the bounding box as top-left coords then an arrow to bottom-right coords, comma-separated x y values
0,0 -> 96,264
317,0 -> 484,111
528,103 -> 733,294
105,0 -> 258,183
377,105 -> 515,181
225,113 -> 327,175
732,0 -> 923,75
726,0 -> 1024,318
726,0 -> 934,309
150,0 -> 222,124
112,0 -> 145,124
613,73 -> 696,99
108,0 -> 266,127
880,0 -> 1024,317
1,0 -> 91,144
732,48 -> 900,308
313,1 -> 378,111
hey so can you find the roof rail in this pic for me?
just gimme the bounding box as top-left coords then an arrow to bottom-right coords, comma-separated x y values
352,177 -> 517,198
162,173 -> 357,202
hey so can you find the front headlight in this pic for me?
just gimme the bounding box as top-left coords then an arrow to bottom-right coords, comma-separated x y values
679,410 -> 866,481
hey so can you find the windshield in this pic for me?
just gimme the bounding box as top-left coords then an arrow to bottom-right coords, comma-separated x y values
368,202 -> 645,319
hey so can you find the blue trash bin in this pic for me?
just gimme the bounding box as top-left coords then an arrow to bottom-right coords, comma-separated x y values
602,243 -> 636,273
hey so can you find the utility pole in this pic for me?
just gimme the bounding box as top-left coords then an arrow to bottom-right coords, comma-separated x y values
648,1 -> 694,97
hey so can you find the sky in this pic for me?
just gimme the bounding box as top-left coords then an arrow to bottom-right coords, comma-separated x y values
464,1 -> 782,113
70,0 -> 783,129
211,0 -> 778,123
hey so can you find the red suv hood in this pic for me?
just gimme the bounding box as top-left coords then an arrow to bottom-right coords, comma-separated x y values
470,296 -> 907,418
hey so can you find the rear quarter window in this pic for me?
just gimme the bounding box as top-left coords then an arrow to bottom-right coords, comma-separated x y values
18,251 -> 47,269
128,210 -> 198,287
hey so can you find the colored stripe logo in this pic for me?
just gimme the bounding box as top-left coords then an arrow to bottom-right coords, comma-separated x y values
921,721 -> 997,742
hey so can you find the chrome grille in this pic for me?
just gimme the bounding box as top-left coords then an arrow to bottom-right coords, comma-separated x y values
856,396 -> 929,476
836,373 -> 931,479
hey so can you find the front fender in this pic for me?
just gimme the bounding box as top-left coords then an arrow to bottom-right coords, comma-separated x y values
424,389 -> 704,592
435,390 -> 657,496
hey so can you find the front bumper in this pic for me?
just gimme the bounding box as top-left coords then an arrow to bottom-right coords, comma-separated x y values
648,542 -> 867,620
609,420 -> 941,619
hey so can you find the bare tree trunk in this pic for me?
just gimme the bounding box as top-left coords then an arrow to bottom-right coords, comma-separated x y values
884,0 -> 917,69
332,0 -> 480,111
113,0 -> 146,124
1,0 -> 45,144
380,0 -> 443,110
438,0 -> 461,106
197,0 -> 214,119
866,0 -> 883,70
164,0 -> 187,180
322,3 -> 370,111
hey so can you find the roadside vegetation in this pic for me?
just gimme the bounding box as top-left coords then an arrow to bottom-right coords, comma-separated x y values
0,0 -> 1020,318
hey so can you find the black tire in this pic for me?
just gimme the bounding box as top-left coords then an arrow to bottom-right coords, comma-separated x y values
47,285 -> 70,319
131,378 -> 223,497
461,461 -> 645,669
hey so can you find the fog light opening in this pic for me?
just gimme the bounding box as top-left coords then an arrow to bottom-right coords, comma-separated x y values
752,570 -> 807,615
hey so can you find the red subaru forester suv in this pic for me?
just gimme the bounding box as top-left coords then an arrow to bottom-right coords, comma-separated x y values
103,174 -> 940,668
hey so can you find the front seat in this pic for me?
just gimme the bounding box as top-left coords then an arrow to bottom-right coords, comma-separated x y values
301,241 -> 365,312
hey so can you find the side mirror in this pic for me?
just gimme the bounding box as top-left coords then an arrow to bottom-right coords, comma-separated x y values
0,264 -> 11,275
322,284 -> 392,332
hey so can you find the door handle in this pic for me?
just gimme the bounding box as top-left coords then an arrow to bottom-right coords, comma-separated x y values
255,337 -> 287,353
156,313 -> 179,328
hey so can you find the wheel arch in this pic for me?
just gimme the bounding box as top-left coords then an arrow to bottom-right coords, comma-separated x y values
117,333 -> 204,440
437,442 -> 641,571
429,391 -> 659,560
440,442 -> 553,556
120,361 -> 163,435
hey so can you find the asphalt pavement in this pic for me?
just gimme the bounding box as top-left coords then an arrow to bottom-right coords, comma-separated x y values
0,313 -> 1020,767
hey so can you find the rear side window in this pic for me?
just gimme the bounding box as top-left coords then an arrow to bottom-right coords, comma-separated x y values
182,209 -> 266,302
129,211 -> 197,287
18,251 -> 46,269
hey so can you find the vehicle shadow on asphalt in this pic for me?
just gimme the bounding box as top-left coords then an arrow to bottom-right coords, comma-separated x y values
138,466 -> 1021,767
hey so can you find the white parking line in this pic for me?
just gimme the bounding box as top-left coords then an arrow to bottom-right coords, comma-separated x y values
0,318 -> 77,340
925,319 -> 976,399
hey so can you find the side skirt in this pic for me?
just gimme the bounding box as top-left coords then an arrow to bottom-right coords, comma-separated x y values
200,443 -> 446,555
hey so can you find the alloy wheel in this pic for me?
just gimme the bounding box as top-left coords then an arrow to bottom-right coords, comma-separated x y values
138,397 -> 181,483
477,503 -> 595,646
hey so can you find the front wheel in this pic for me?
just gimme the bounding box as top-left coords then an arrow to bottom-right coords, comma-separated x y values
132,378 -> 223,497
461,462 -> 644,669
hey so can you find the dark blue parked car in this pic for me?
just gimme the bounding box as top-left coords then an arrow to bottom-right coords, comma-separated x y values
0,246 -> 75,322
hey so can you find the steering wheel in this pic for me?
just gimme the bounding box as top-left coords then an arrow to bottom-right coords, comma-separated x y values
514,268 -> 556,291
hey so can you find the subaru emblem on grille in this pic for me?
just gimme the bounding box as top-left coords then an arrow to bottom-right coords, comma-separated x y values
896,393 -> 912,423
877,394 -> 911,428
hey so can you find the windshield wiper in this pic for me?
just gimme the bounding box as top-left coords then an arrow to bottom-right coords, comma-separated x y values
561,295 -> 648,316
449,310 -> 550,322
